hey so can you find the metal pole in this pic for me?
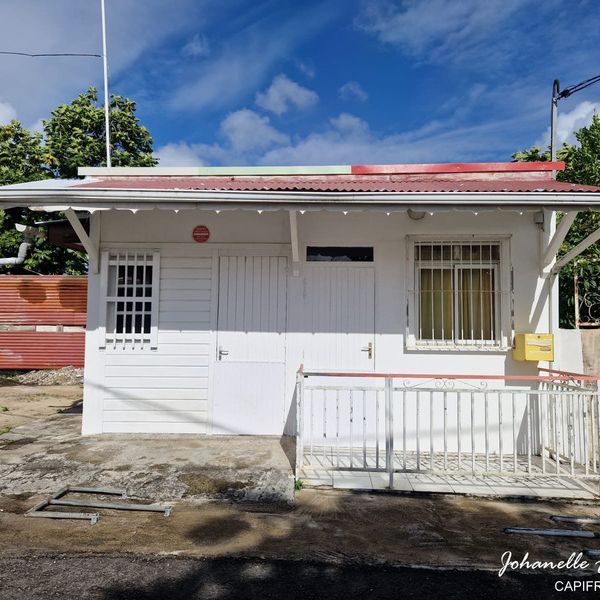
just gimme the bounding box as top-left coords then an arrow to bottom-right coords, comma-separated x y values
101,0 -> 111,168
550,79 -> 559,178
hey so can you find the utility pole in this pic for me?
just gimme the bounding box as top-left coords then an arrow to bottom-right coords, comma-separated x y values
101,0 -> 111,168
550,74 -> 600,177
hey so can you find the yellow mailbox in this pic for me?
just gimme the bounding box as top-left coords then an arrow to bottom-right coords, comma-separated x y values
513,333 -> 554,362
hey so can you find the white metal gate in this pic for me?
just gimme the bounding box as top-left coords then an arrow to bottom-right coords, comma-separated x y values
296,371 -> 600,486
212,255 -> 287,435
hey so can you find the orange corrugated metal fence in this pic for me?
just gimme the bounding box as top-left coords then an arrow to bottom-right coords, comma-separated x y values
0,331 -> 85,369
0,275 -> 86,325
0,275 -> 87,369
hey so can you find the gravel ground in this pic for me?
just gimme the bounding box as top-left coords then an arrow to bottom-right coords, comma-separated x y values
0,367 -> 84,386
0,553 -> 596,600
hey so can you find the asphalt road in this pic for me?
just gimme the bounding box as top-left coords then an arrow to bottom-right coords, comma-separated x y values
0,553 -> 597,600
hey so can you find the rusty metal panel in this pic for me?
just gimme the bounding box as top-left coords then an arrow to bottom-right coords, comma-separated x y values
0,276 -> 87,326
74,175 -> 600,193
0,331 -> 85,369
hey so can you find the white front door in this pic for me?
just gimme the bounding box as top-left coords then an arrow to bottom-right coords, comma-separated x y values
212,255 -> 287,435
301,266 -> 375,371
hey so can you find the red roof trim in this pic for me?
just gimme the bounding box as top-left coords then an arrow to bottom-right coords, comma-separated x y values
351,162 -> 565,175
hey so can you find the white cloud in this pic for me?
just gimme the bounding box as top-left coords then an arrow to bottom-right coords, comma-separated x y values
537,100 -> 600,149
182,33 -> 210,58
339,81 -> 368,102
220,109 -> 289,151
255,74 -> 318,115
155,142 -> 208,166
0,100 -> 17,124
169,4 -> 336,112
356,0 -> 527,64
0,0 -> 211,124
297,61 -> 315,79
156,108 -> 289,165
158,105 -> 532,167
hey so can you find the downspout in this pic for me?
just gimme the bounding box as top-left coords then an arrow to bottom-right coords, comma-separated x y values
0,224 -> 43,267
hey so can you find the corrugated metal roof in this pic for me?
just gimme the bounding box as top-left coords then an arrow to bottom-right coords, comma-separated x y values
0,331 -> 84,369
75,175 -> 600,194
0,276 -> 87,325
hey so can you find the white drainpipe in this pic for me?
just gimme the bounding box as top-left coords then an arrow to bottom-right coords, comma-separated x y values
0,224 -> 43,267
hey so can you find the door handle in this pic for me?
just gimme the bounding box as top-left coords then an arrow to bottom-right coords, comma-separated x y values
361,342 -> 373,359
218,347 -> 229,360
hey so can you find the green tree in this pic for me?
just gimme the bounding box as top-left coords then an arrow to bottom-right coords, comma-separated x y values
513,115 -> 600,327
44,87 -> 157,178
0,87 -> 158,273
0,121 -> 50,186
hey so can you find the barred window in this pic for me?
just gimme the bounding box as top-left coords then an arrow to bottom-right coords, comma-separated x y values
101,250 -> 160,349
411,241 -> 506,348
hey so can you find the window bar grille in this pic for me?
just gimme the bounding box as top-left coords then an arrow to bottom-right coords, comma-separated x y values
122,251 -> 128,350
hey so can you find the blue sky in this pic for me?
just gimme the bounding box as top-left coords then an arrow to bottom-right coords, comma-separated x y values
0,0 -> 599,166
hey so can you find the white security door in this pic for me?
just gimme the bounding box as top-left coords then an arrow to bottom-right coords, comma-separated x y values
302,266 -> 375,371
212,256 -> 287,435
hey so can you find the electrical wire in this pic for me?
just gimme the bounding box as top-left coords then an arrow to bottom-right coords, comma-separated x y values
0,51 -> 101,58
558,74 -> 600,99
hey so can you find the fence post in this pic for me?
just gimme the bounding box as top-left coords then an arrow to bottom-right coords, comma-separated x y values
385,376 -> 394,489
295,368 -> 305,476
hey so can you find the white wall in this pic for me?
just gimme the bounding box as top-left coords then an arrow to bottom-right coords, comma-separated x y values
82,207 -> 554,435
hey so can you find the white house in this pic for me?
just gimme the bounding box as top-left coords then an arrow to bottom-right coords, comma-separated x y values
2,161 -> 600,487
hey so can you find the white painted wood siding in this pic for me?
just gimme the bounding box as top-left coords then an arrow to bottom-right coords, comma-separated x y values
101,249 -> 213,433
300,266 -> 375,371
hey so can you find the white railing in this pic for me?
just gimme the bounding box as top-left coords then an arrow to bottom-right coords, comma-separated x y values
295,368 -> 600,486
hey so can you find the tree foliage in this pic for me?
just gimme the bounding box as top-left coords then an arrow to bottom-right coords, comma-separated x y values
44,88 -> 157,179
0,88 -> 158,274
513,115 -> 600,327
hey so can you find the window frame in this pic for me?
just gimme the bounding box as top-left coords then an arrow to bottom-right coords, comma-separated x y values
99,248 -> 161,351
406,235 -> 512,351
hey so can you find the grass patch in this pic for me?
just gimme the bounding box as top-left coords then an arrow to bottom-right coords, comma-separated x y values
0,406 -> 9,412
0,426 -> 13,436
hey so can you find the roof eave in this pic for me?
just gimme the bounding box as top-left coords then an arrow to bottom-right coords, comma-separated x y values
1,188 -> 600,211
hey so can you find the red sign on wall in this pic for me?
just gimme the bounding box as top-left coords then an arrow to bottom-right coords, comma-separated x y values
192,225 -> 210,243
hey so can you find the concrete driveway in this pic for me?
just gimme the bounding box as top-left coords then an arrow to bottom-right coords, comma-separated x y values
0,411 -> 295,503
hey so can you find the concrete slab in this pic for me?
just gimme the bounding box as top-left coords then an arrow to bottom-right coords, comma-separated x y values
331,471 -> 374,490
0,414 -> 295,503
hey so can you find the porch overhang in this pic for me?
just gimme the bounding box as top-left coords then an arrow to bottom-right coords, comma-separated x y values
3,188 -> 600,214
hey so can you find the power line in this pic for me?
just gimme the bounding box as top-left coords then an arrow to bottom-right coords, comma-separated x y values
558,74 -> 600,99
0,51 -> 101,58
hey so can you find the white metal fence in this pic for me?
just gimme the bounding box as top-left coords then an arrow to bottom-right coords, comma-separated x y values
295,369 -> 600,486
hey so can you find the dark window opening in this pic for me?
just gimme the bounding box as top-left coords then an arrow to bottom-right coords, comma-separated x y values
307,246 -> 374,262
